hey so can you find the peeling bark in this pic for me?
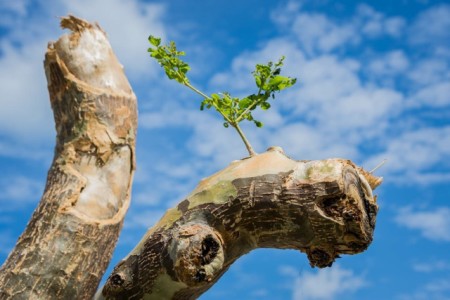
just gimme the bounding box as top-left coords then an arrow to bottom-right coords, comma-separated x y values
99,147 -> 381,300
0,16 -> 137,299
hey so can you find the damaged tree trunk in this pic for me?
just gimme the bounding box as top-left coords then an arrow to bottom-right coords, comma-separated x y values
98,147 -> 381,300
0,16 -> 137,299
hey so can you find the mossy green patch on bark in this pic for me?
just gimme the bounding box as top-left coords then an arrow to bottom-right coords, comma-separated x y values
187,181 -> 238,210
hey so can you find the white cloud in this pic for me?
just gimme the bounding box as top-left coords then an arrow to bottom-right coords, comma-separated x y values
425,279 -> 450,293
270,1 -> 302,28
0,176 -> 43,206
356,4 -> 406,38
408,58 -> 450,86
0,39 -> 54,141
395,207 -> 450,242
368,50 -> 410,76
271,3 -> 405,56
0,0 -> 28,17
280,264 -> 366,300
384,17 -> 406,37
268,123 -> 358,160
298,81 -> 403,135
410,4 -> 450,46
292,13 -> 358,54
366,127 -> 450,185
413,260 -> 450,273
123,209 -> 165,229
132,160 -> 200,208
398,278 -> 450,300
410,82 -> 450,108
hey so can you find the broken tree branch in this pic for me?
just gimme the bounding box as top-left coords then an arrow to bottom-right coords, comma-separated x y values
99,147 -> 381,300
0,16 -> 137,299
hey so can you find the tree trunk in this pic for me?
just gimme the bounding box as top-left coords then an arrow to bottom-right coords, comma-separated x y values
98,147 -> 381,300
0,16 -> 137,299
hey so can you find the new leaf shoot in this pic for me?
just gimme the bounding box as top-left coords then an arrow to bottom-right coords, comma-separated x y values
148,35 -> 296,156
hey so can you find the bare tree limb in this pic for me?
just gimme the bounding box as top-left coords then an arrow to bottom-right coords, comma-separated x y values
99,147 -> 381,300
0,16 -> 137,299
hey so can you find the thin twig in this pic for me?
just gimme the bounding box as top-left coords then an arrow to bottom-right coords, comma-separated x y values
369,159 -> 387,174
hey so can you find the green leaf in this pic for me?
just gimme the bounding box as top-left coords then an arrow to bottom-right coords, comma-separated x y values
211,93 -> 221,101
254,120 -> 263,127
148,35 -> 161,47
269,75 -> 286,87
239,97 -> 253,109
260,102 -> 271,110
255,76 -> 262,88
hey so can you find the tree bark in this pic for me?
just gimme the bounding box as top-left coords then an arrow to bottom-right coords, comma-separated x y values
98,147 -> 381,300
0,16 -> 137,299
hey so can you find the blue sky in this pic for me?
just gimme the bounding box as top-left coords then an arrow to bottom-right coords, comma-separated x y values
1,0 -> 449,299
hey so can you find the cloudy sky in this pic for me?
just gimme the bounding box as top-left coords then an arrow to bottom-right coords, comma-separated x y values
1,0 -> 449,299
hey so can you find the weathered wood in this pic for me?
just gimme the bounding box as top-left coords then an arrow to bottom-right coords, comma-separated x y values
99,147 -> 381,300
0,16 -> 137,299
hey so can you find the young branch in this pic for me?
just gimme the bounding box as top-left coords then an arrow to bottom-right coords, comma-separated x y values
233,123 -> 257,156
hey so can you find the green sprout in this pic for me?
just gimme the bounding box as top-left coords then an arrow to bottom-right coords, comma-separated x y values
148,35 -> 296,157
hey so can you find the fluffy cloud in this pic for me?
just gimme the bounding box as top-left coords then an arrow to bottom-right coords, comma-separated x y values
409,4 -> 450,47
413,260 -> 450,273
280,264 -> 366,300
410,82 -> 450,108
356,4 -> 406,37
268,123 -> 358,160
290,12 -> 358,54
398,278 -> 450,300
408,58 -> 450,87
0,39 -> 54,141
367,50 -> 410,76
395,207 -> 450,242
0,175 -> 43,206
271,2 -> 406,56
0,0 -> 27,23
366,127 -> 450,185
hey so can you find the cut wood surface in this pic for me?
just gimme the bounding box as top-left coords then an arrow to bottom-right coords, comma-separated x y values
0,16 -> 137,299
99,147 -> 381,300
